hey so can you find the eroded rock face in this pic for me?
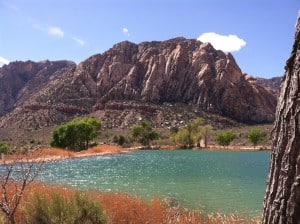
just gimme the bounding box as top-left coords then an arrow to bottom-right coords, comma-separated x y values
0,60 -> 76,116
89,37 -> 276,123
257,76 -> 281,96
0,37 -> 277,128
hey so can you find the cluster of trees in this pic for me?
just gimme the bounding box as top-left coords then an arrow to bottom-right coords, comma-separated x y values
216,128 -> 265,148
51,117 -> 101,151
49,116 -> 266,151
170,118 -> 212,148
131,121 -> 159,147
170,118 -> 265,149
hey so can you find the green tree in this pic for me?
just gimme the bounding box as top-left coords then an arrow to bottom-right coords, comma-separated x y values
200,125 -> 213,148
131,121 -> 159,147
248,128 -> 264,149
172,118 -> 205,148
51,117 -> 101,151
0,142 -> 9,154
216,131 -> 236,147
173,129 -> 191,148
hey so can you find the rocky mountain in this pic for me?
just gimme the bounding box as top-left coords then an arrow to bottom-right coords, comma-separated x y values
257,76 -> 282,96
0,60 -> 76,116
0,37 -> 278,130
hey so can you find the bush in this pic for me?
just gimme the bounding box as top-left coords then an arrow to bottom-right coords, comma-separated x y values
172,129 -> 191,148
25,192 -> 106,224
131,121 -> 159,147
216,131 -> 236,147
112,135 -> 126,146
171,118 -> 206,148
51,117 -> 101,151
0,142 -> 9,154
248,128 -> 264,148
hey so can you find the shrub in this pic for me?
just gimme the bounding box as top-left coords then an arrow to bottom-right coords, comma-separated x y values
51,117 -> 101,151
25,191 -> 106,224
112,135 -> 126,146
216,131 -> 236,147
171,118 -> 206,148
173,129 -> 191,148
248,128 -> 264,148
131,121 -> 159,147
0,142 -> 9,154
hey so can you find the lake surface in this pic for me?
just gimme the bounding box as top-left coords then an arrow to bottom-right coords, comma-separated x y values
38,150 -> 270,216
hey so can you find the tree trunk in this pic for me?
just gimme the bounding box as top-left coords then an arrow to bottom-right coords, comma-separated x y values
262,14 -> 300,223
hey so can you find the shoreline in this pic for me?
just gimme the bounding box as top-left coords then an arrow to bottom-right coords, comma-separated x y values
0,144 -> 135,165
0,144 -> 270,165
159,144 -> 271,151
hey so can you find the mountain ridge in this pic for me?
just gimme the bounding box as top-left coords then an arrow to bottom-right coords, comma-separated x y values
0,37 -> 279,130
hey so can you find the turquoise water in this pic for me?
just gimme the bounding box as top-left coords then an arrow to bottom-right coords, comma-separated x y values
38,150 -> 270,216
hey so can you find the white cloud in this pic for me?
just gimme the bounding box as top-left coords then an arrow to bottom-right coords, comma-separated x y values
72,37 -> 86,46
0,56 -> 10,65
197,32 -> 246,52
48,26 -> 64,38
122,27 -> 130,36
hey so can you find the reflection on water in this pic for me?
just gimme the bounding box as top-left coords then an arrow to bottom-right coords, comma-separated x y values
38,150 -> 270,216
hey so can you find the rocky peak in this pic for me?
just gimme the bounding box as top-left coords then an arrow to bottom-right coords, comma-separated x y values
0,37 -> 278,129
0,60 -> 75,116
257,76 -> 282,96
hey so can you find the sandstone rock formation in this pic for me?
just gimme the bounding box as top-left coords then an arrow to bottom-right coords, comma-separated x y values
257,76 -> 281,96
0,60 -> 75,116
0,37 -> 277,129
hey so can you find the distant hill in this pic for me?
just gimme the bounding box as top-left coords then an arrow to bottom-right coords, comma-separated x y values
257,76 -> 282,96
0,37 -> 278,130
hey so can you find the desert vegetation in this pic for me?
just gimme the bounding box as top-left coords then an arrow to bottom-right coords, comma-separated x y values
131,121 -> 159,147
50,117 -> 101,151
0,156 -> 44,224
247,128 -> 265,149
0,142 -> 9,155
0,116 -> 271,223
215,131 -> 236,147
0,115 -> 272,155
170,118 -> 214,148
0,182 -> 260,224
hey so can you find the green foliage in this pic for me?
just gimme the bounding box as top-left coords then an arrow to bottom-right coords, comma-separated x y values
172,118 -> 205,148
131,121 -> 159,147
248,128 -> 264,148
0,142 -> 9,154
25,192 -> 106,224
112,135 -> 126,146
51,117 -> 101,151
216,131 -> 236,147
173,129 -> 191,148
200,125 -> 213,148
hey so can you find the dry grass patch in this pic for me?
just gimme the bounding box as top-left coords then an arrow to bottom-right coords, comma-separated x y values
79,145 -> 123,155
0,144 -> 125,165
1,183 -> 261,224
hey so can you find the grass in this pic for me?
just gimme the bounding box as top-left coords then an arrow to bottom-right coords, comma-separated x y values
0,182 -> 260,224
0,145 -> 127,165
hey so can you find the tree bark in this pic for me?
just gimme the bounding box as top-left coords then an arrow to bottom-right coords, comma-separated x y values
262,13 -> 300,223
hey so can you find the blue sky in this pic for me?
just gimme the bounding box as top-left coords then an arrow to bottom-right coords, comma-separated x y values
1,0 -> 299,78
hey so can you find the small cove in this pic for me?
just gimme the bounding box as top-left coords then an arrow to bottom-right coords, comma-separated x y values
37,150 -> 270,217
